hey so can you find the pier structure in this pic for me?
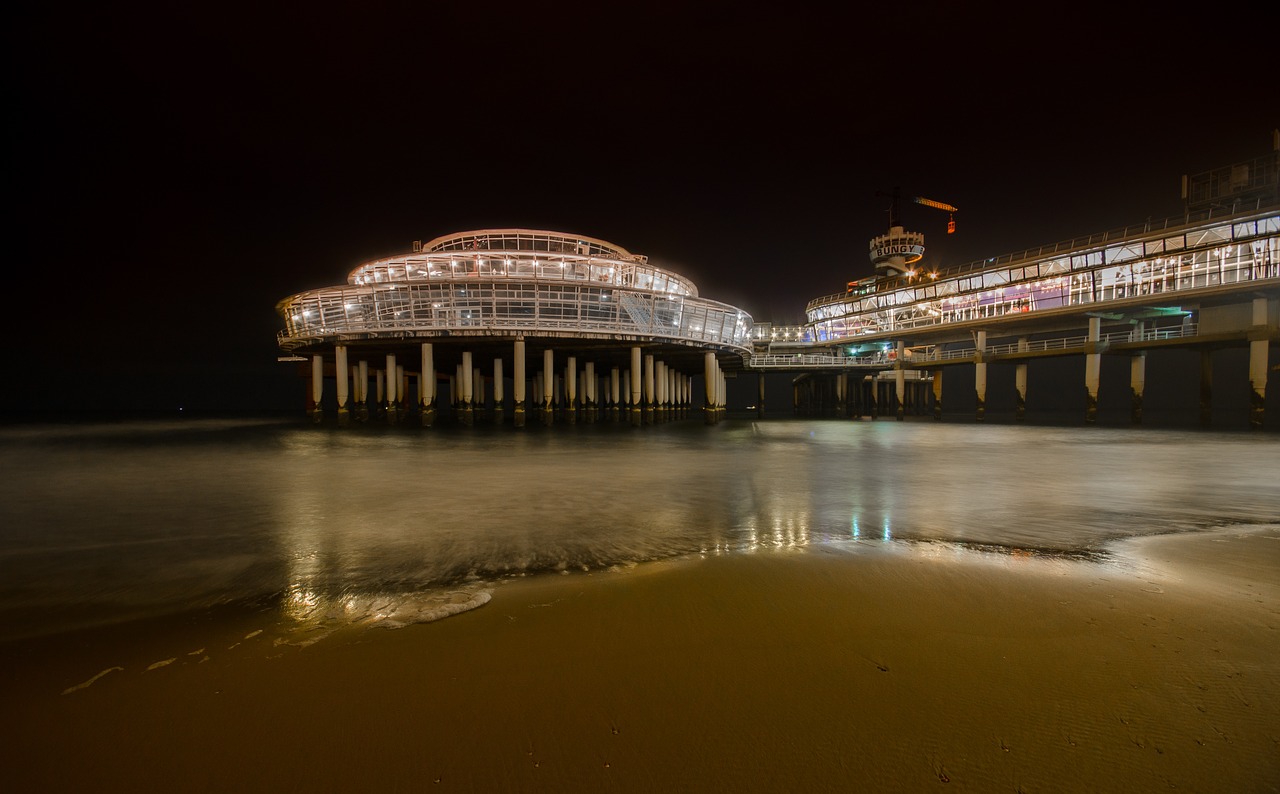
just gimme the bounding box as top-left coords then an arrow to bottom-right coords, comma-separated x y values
769,146 -> 1280,427
276,230 -> 748,426
278,146 -> 1278,429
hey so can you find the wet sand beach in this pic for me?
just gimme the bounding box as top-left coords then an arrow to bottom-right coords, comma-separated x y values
4,526 -> 1278,792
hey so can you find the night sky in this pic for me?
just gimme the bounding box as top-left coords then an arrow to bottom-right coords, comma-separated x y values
8,3 -> 1277,414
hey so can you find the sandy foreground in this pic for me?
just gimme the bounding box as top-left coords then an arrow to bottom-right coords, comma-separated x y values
3,527 -> 1277,793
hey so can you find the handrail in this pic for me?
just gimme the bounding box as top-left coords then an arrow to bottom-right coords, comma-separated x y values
278,285 -> 755,353
909,323 -> 1202,362
748,353 -> 889,369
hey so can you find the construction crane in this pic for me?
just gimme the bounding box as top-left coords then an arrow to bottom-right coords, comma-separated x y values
913,195 -> 958,234
876,187 -> 957,234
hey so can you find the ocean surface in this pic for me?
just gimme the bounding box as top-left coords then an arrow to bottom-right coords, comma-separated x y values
2,414 -> 1277,644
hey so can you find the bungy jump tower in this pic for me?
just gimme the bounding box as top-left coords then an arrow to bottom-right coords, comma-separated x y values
276,229 -> 754,426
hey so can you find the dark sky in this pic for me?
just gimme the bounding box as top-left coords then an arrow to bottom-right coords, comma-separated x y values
7,2 -> 1277,412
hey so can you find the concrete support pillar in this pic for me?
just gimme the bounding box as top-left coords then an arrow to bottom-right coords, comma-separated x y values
358,360 -> 369,419
543,348 -> 555,425
644,353 -> 655,425
384,354 -> 397,420
457,351 -> 473,426
610,366 -> 620,421
974,331 -> 987,423
932,369 -> 943,421
656,360 -> 666,420
652,361 -> 662,420
584,361 -> 596,422
1085,317 -> 1101,425
398,365 -> 406,412
704,351 -> 717,424
758,372 -> 766,418
493,358 -> 504,424
310,354 -> 324,419
1199,349 -> 1213,428
1248,296 -> 1270,429
334,345 -> 349,414
565,356 -> 577,424
1130,352 -> 1146,425
513,338 -> 526,428
630,347 -> 642,427
1015,337 -> 1028,422
894,341 -> 906,421
420,343 -> 436,426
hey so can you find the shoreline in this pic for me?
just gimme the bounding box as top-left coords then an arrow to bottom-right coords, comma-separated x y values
4,526 -> 1278,791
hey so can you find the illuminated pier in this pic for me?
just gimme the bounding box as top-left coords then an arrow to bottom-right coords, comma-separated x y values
776,146 -> 1280,427
276,230 -> 750,425
278,146 -> 1279,429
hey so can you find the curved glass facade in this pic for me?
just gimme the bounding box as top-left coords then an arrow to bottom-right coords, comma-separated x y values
277,229 -> 752,353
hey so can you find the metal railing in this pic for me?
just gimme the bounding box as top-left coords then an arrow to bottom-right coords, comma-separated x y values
748,353 -> 890,369
278,283 -> 755,353
912,323 -> 1201,362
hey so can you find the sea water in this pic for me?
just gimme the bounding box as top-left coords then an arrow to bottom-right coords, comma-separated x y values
1,415 -> 1276,644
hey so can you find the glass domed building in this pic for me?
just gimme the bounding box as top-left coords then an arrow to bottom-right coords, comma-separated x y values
276,229 -> 753,424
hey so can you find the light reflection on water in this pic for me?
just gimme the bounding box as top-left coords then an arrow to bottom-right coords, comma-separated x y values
0,416 -> 1276,641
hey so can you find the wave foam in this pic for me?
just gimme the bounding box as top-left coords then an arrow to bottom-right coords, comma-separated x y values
274,586 -> 493,647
